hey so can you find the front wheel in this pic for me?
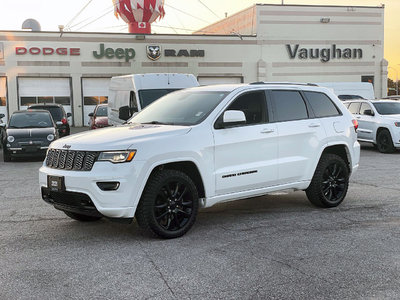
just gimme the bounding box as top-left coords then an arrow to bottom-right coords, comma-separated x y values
306,154 -> 349,208
64,211 -> 102,222
376,129 -> 395,153
135,169 -> 199,239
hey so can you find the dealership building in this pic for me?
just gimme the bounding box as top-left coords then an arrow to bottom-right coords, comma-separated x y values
0,4 -> 386,126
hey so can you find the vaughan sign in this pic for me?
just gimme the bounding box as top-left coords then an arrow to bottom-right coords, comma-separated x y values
286,44 -> 363,63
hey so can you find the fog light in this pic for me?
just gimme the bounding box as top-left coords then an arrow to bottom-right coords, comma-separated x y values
97,182 -> 120,191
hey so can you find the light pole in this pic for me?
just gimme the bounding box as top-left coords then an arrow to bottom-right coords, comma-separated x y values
389,66 -> 398,95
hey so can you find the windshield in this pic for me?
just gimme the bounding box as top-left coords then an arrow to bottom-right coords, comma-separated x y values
138,89 -> 180,109
373,102 -> 400,115
9,112 -> 53,128
95,105 -> 108,117
30,106 -> 63,121
129,90 -> 229,126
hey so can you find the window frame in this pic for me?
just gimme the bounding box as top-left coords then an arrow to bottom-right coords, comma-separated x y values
302,91 -> 343,119
359,102 -> 374,115
267,89 -> 311,123
347,102 -> 361,115
214,90 -> 269,130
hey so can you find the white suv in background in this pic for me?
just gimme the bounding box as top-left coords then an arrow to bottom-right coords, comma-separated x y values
39,83 -> 360,238
344,99 -> 400,153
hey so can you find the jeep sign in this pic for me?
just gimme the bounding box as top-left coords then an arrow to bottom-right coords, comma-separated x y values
93,44 -> 135,62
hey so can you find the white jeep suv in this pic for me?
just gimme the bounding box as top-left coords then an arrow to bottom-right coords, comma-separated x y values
39,83 -> 360,238
344,99 -> 400,153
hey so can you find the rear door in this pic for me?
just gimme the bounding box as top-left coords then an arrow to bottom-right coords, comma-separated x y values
357,102 -> 376,141
213,90 -> 278,195
269,90 -> 326,184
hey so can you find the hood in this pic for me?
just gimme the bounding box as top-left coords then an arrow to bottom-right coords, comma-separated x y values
50,124 -> 191,151
381,114 -> 400,121
94,116 -> 108,125
7,128 -> 55,139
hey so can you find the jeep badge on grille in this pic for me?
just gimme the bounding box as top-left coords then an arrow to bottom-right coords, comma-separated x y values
63,144 -> 71,149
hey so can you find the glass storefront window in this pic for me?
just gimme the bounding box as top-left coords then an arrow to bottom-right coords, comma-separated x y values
21,96 -> 37,106
38,96 -> 54,104
55,96 -> 71,105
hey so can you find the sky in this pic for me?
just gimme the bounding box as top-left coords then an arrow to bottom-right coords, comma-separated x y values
0,0 -> 399,79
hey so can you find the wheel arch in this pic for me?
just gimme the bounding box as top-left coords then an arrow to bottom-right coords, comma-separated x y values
320,144 -> 351,173
376,126 -> 391,141
143,161 -> 206,199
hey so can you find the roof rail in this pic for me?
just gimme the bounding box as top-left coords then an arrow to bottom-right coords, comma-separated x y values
249,82 -> 318,87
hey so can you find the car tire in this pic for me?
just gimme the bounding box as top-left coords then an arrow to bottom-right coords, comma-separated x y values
135,169 -> 199,239
376,129 -> 395,153
3,148 -> 11,162
64,211 -> 102,222
306,154 -> 349,208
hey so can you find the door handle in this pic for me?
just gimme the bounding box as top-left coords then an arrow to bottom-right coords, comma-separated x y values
308,123 -> 320,128
356,116 -> 361,119
261,128 -> 275,134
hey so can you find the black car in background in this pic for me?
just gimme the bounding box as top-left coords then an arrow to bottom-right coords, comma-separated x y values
28,104 -> 71,137
2,110 -> 58,162
0,113 -> 5,147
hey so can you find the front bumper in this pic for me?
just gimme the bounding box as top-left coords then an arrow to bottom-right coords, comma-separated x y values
8,145 -> 48,156
39,160 -> 146,219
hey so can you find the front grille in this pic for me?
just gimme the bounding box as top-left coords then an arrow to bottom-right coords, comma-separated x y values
46,149 -> 99,171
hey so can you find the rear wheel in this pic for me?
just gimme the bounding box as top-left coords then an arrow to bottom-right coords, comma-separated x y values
135,169 -> 199,239
376,129 -> 395,153
306,154 -> 349,208
64,211 -> 102,222
3,148 -> 11,162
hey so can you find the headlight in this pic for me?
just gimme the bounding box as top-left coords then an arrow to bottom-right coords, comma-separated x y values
7,136 -> 14,143
47,134 -> 55,141
98,151 -> 136,163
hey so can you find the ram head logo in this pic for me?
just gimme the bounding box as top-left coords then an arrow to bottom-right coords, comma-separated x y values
147,45 -> 161,61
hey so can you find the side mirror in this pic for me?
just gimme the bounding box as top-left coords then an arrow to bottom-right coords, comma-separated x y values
223,110 -> 246,125
0,113 -> 4,119
88,112 -> 94,117
119,106 -> 131,121
66,112 -> 72,118
364,109 -> 374,116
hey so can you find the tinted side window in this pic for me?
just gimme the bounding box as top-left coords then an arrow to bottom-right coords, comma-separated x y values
348,102 -> 361,114
225,91 -> 267,125
360,103 -> 372,115
271,90 -> 308,122
304,91 -> 340,118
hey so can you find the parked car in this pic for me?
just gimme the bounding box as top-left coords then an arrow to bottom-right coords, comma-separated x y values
108,73 -> 199,125
343,99 -> 400,153
2,110 -> 58,161
338,95 -> 365,101
316,82 -> 375,100
88,104 -> 109,129
28,104 -> 71,137
39,83 -> 360,238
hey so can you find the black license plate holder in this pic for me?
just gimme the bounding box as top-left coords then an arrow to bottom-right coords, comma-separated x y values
47,175 -> 65,192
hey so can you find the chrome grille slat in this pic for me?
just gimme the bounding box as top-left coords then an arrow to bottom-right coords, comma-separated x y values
45,149 -> 98,171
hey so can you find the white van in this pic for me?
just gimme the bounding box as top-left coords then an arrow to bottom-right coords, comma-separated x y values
108,73 -> 199,125
316,82 -> 375,100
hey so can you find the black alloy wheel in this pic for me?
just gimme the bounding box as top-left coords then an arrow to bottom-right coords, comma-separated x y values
376,130 -> 395,153
136,169 -> 199,239
306,154 -> 349,208
321,162 -> 346,204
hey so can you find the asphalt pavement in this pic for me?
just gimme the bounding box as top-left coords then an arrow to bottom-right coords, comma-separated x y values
1,129 -> 400,299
